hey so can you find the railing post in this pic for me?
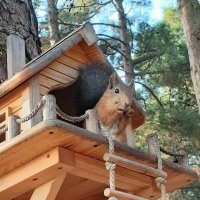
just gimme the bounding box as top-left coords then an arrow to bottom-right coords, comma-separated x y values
147,134 -> 162,171
43,95 -> 57,120
147,134 -> 160,155
7,35 -> 26,78
176,149 -> 189,168
7,115 -> 20,141
125,118 -> 134,147
85,109 -> 99,134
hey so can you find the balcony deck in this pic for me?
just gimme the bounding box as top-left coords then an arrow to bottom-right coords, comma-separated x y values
0,119 -> 197,200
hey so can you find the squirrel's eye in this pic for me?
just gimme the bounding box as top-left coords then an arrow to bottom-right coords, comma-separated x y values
115,88 -> 119,93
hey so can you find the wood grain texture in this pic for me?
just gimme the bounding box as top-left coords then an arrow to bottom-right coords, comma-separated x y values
21,76 -> 42,130
0,147 -> 74,200
0,120 -> 197,200
30,174 -> 66,200
7,35 -> 25,78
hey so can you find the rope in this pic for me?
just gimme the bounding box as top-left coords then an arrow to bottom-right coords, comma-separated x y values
160,146 -> 185,157
99,121 -> 118,200
56,105 -> 89,123
155,177 -> 168,200
152,136 -> 162,171
16,98 -> 46,124
151,135 -> 168,200
105,162 -> 116,190
0,126 -> 8,136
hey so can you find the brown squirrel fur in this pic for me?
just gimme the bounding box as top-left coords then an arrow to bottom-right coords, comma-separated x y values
50,62 -> 135,143
95,72 -> 134,142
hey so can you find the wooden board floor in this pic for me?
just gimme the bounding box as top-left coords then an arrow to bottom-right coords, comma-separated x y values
14,174 -> 107,200
0,119 -> 198,200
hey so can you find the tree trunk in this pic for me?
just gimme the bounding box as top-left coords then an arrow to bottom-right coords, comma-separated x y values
0,32 -> 7,82
0,0 -> 41,68
113,0 -> 135,93
178,0 -> 200,114
47,0 -> 61,46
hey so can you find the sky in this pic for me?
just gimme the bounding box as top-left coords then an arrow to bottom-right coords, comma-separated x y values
150,0 -> 176,22
37,0 -> 176,24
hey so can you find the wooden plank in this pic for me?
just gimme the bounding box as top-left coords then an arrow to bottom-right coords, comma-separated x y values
0,87 -> 22,111
64,48 -> 90,64
21,76 -> 42,130
136,186 -> 160,200
57,176 -> 106,200
48,61 -> 78,78
40,67 -> 74,84
103,153 -> 167,178
0,120 -> 197,198
104,188 -> 148,200
125,118 -> 134,147
85,109 -> 99,134
40,85 -> 49,96
70,153 -> 152,190
0,31 -> 83,98
79,40 -> 108,63
79,23 -> 98,45
56,55 -> 84,68
7,35 -> 25,78
0,147 -> 74,200
30,173 -> 67,200
39,74 -> 61,88
7,115 -> 20,141
72,44 -> 86,54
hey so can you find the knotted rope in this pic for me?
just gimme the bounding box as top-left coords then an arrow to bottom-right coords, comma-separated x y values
99,121 -> 118,200
56,105 -> 89,123
0,126 -> 8,135
150,134 -> 168,200
0,94 -> 89,138
155,177 -> 168,200
16,98 -> 46,124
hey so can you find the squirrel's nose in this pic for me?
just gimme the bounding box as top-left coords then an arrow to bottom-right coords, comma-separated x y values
125,102 -> 129,108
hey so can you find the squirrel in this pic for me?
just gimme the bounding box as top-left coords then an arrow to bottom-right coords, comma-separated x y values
49,62 -> 135,143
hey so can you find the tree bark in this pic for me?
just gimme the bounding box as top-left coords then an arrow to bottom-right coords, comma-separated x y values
0,32 -> 7,82
47,0 -> 61,46
0,0 -> 41,63
113,0 -> 135,93
178,0 -> 200,114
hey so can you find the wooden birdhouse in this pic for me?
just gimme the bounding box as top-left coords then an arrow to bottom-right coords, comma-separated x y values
0,23 -> 197,200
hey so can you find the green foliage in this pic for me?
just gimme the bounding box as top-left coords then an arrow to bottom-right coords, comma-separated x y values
134,8 -> 200,198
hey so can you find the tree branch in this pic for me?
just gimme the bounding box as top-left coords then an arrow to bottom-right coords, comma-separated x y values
99,38 -> 127,58
92,23 -> 120,29
60,0 -> 112,10
97,33 -> 127,45
132,52 -> 162,65
135,81 -> 164,109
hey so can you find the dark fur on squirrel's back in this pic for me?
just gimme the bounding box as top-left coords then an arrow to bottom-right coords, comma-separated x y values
76,62 -> 114,115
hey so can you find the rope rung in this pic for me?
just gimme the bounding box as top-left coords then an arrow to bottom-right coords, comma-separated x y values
104,188 -> 148,200
104,153 -> 167,178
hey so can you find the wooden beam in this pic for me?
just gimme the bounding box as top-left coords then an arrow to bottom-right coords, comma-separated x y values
70,153 -> 153,191
104,188 -> 148,200
85,109 -> 99,134
136,186 -> 161,199
0,32 -> 83,98
80,23 -> 98,45
7,35 -> 25,78
0,147 -> 74,200
103,153 -> 167,178
125,118 -> 134,147
22,76 -> 42,130
30,173 -> 67,200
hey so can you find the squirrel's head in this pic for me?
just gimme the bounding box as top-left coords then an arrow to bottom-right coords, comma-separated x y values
104,72 -> 134,116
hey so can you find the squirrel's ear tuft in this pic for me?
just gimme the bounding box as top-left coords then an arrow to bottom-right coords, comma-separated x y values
108,72 -> 118,89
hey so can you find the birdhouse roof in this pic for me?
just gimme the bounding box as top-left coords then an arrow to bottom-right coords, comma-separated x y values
0,23 -> 145,129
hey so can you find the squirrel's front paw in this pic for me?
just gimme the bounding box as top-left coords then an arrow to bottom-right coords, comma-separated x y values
125,108 -> 134,116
